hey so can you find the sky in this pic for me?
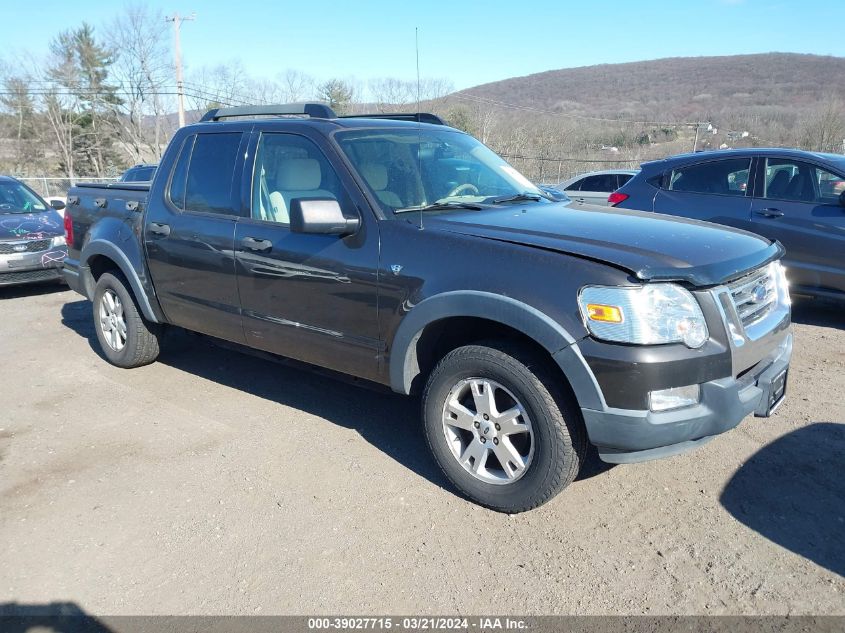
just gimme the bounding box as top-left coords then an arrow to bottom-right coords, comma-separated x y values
3,0 -> 843,92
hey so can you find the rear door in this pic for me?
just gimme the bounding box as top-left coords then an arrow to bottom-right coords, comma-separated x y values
652,157 -> 755,231
233,130 -> 381,380
144,130 -> 247,342
750,157 -> 845,294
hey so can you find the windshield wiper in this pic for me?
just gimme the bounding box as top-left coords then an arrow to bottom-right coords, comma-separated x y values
484,192 -> 544,204
394,201 -> 485,214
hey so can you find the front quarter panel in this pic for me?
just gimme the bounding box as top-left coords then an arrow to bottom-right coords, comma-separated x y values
378,218 -> 630,391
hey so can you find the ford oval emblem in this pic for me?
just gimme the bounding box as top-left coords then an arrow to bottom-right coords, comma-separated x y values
750,284 -> 768,304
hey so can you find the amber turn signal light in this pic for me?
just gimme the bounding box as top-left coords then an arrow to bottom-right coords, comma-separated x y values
586,304 -> 623,323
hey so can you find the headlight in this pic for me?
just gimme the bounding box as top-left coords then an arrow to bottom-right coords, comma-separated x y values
578,284 -> 708,348
51,235 -> 66,247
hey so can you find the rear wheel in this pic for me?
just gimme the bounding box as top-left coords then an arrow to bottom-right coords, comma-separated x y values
422,341 -> 586,512
92,271 -> 161,368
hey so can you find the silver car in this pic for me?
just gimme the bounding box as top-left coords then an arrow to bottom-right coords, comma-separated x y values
558,169 -> 639,206
0,176 -> 68,287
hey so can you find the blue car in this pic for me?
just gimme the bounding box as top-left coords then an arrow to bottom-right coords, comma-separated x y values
612,148 -> 845,301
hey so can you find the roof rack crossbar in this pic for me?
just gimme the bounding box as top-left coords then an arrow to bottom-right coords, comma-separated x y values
340,112 -> 447,126
200,103 -> 337,122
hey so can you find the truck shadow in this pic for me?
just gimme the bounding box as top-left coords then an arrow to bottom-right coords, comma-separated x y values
60,299 -> 610,496
60,299 -> 450,491
0,602 -> 112,633
720,422 -> 845,578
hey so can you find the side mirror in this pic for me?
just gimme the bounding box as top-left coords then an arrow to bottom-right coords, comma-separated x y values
839,190 -> 845,208
290,198 -> 360,236
50,199 -> 66,211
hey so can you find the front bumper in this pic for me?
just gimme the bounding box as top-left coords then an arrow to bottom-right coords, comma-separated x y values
581,332 -> 792,463
0,246 -> 67,286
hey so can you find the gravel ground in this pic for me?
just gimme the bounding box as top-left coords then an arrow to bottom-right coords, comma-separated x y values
0,284 -> 843,616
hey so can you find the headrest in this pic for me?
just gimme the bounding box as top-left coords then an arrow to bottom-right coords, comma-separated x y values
277,158 -> 321,190
360,163 -> 388,191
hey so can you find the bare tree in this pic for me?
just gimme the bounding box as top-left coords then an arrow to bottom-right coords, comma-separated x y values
369,77 -> 413,111
278,69 -> 313,103
185,61 -> 252,112
419,77 -> 454,103
0,72 -> 41,173
106,4 -> 173,163
800,97 -> 845,152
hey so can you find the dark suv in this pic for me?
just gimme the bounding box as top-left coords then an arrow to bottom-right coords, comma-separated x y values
62,105 -> 792,512
612,148 -> 845,301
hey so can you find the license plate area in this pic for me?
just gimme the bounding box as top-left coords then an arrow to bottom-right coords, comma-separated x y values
764,369 -> 788,416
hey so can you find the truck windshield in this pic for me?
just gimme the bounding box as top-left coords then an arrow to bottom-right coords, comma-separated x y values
0,181 -> 48,214
334,128 -> 546,214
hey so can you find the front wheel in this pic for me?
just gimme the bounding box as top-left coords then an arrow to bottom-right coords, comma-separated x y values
422,342 -> 586,512
92,271 -> 161,368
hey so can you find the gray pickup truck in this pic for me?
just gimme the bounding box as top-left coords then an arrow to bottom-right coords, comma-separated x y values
62,104 -> 792,512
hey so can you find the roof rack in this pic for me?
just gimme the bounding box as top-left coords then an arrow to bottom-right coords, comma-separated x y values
340,112 -> 447,126
200,103 -> 337,122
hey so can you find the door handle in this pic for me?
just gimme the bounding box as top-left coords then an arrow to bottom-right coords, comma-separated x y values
754,208 -> 784,218
148,222 -> 171,237
241,237 -> 273,252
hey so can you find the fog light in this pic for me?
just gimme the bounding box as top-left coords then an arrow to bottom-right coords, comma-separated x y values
649,385 -> 700,412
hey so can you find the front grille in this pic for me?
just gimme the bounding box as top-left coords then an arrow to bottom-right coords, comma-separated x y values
0,268 -> 62,285
0,239 -> 52,254
727,265 -> 777,329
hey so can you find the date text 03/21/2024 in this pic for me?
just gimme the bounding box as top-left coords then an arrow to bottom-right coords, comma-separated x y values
307,617 -> 528,630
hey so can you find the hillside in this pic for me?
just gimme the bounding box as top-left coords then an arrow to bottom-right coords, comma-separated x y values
451,53 -> 845,125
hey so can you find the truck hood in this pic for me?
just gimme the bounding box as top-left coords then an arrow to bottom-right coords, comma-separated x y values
423,202 -> 782,287
0,209 -> 64,241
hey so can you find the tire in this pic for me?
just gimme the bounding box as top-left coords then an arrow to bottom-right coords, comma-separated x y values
92,271 -> 161,368
422,341 -> 587,513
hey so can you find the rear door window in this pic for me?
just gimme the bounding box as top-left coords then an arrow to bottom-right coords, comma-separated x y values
668,158 -> 751,196
179,132 -> 243,215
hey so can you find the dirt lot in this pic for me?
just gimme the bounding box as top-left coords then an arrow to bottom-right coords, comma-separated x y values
0,284 -> 843,616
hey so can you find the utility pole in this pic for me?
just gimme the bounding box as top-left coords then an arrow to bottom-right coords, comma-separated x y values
691,122 -> 711,153
166,12 -> 195,128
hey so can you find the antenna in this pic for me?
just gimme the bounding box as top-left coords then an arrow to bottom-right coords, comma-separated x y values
415,27 -> 423,231
415,27 -> 421,112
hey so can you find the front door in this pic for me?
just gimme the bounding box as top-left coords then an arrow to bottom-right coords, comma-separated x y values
234,131 -> 381,380
750,157 -> 845,295
144,131 -> 247,342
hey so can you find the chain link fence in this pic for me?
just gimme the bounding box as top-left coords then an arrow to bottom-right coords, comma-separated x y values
17,177 -> 120,200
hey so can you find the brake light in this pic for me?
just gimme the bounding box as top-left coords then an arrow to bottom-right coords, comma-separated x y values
608,192 -> 629,206
64,213 -> 73,247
